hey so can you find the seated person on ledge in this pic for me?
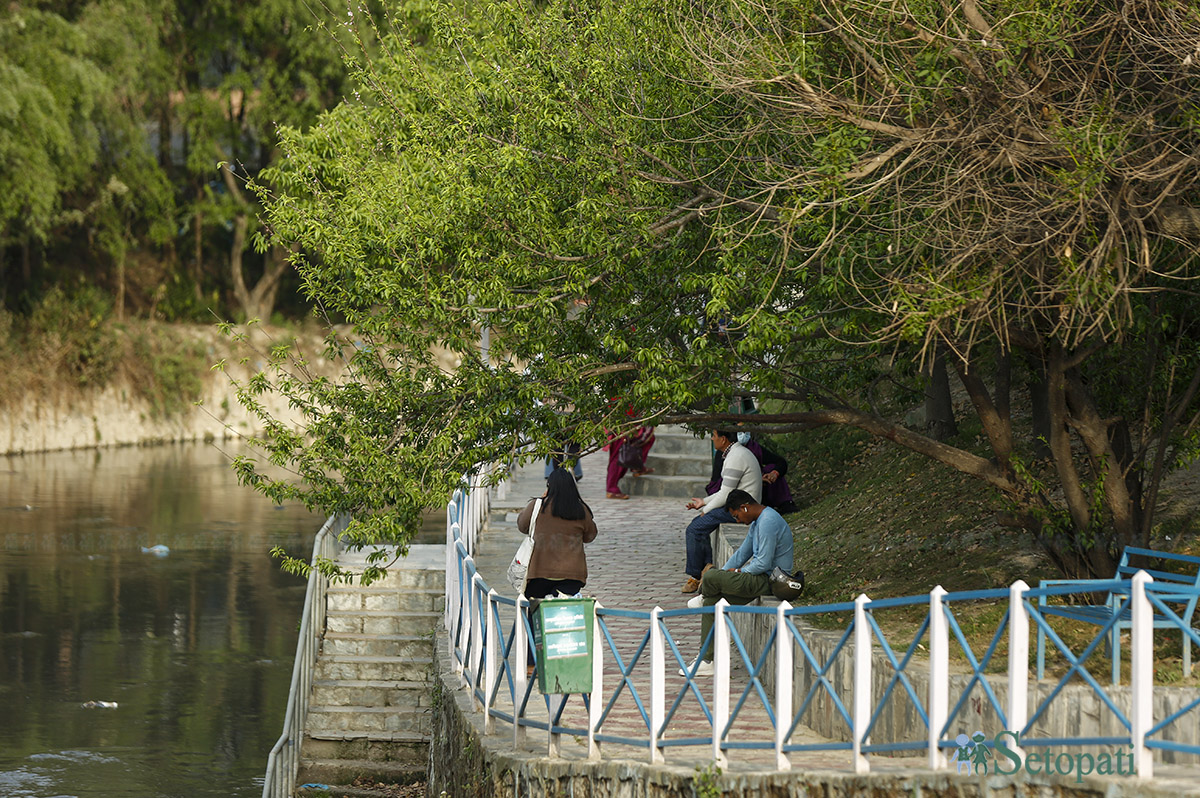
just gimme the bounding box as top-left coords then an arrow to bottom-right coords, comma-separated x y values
681,428 -> 762,593
680,489 -> 795,676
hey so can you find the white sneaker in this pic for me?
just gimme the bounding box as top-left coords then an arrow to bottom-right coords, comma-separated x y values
686,595 -> 704,609
678,659 -> 713,677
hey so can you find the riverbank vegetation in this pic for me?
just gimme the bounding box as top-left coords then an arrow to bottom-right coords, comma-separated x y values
0,285 -> 209,417
0,1 -> 375,326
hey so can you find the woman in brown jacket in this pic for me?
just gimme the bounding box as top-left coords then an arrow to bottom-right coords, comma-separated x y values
516,467 -> 598,600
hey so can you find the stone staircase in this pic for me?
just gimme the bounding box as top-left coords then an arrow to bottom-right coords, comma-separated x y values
297,544 -> 445,789
623,425 -> 711,498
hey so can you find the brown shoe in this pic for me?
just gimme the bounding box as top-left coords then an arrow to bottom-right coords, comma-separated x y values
681,576 -> 701,594
606,491 -> 630,500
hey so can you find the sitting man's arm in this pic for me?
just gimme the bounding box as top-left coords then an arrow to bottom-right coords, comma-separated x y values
722,530 -> 755,572
734,513 -> 792,576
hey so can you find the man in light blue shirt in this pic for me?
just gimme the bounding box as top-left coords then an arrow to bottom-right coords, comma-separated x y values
680,489 -> 795,675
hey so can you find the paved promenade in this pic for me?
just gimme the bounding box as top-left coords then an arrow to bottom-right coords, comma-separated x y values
454,451 -> 1200,796
465,448 -> 929,773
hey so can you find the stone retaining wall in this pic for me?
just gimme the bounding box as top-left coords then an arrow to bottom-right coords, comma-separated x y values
0,325 -> 361,455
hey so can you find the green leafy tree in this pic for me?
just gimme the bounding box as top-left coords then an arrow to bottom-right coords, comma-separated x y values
173,0 -> 374,322
0,3 -> 176,313
238,0 -> 1200,578
0,8 -> 108,295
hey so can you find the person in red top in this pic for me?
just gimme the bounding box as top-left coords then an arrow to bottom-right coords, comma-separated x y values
605,424 -> 655,499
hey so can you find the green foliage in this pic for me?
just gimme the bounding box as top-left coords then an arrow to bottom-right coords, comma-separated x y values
0,9 -> 108,242
29,284 -> 120,387
228,0 -> 1200,579
128,329 -> 206,417
693,763 -> 722,798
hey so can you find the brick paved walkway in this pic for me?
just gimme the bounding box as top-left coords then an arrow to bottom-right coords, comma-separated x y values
464,450 -> 929,773
452,451 -> 1200,792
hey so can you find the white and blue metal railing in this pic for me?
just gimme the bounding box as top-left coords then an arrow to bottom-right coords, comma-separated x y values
442,483 -> 1200,775
261,512 -> 350,798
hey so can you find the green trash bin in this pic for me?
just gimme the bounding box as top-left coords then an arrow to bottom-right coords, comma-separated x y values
532,597 -> 595,694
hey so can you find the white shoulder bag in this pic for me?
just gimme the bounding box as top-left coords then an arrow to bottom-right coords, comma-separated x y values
506,497 -> 542,594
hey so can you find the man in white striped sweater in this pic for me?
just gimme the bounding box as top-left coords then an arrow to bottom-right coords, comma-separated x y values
680,429 -> 762,593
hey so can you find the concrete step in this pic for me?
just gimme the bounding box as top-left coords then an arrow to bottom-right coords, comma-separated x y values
315,654 -> 435,682
308,704 -> 432,736
639,451 -> 711,477
321,567 -> 445,591
327,586 -> 445,614
297,757 -> 424,791
648,430 -> 709,455
324,633 -> 435,659
302,735 -> 428,759
311,678 -> 431,708
622,474 -> 710,498
327,610 -> 442,636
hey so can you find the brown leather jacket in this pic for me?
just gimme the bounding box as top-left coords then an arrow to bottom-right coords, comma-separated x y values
516,497 -> 598,583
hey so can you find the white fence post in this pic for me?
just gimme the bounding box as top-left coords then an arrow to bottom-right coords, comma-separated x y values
928,585 -> 948,770
588,602 -> 603,761
445,503 -> 454,633
548,694 -> 565,757
853,593 -> 872,774
1131,570 -> 1154,778
513,594 -> 528,748
455,555 -> 473,683
468,572 -> 483,700
775,601 -> 793,771
1006,580 -> 1030,761
483,589 -> 498,733
649,606 -> 665,764
712,599 -> 731,768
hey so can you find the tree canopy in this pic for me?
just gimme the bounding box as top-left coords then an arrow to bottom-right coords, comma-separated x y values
0,0 -> 371,322
240,0 -> 1200,578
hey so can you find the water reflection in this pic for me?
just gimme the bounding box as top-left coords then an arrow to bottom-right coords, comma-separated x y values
0,442 -> 320,798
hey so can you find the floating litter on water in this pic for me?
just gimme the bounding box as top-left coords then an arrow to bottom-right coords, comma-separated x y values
81,701 -> 118,709
140,545 -> 170,557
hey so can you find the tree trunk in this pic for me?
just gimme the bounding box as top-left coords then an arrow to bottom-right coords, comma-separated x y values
192,186 -> 204,303
1041,343 -> 1099,577
229,217 -> 288,322
221,162 -> 287,322
1027,356 -> 1052,459
950,350 -> 1013,464
923,348 -> 957,440
229,212 -> 252,318
115,248 -> 126,321
1062,372 -> 1127,574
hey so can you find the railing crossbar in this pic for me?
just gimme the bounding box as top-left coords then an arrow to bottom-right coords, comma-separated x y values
1021,599 -> 1131,734
787,621 -> 855,737
723,622 -> 777,737
595,617 -> 652,732
658,619 -> 715,734
863,611 -> 929,740
941,605 -> 1008,733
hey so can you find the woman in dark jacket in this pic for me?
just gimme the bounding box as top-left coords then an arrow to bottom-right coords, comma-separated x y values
517,467 -> 599,599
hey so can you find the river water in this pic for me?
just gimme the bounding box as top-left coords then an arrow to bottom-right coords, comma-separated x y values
0,441 -> 322,798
